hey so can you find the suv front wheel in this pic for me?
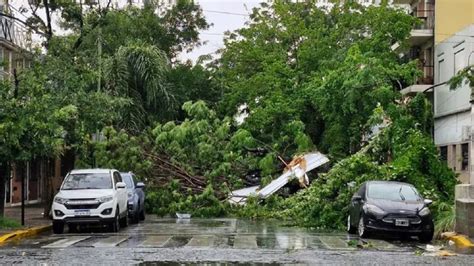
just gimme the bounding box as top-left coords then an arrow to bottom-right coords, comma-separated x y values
109,208 -> 120,233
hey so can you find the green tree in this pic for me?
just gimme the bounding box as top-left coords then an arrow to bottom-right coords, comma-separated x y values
214,1 -> 418,159
104,42 -> 173,131
0,80 -> 67,216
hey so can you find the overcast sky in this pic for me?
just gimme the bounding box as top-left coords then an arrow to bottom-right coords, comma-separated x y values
180,0 -> 261,63
10,0 -> 261,63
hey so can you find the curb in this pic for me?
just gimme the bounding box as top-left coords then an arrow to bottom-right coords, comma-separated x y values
441,232 -> 474,249
0,224 -> 52,244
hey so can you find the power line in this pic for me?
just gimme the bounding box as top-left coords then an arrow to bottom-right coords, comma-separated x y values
202,10 -> 249,16
201,32 -> 226,36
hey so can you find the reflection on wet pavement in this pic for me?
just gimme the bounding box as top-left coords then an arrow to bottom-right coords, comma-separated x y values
4,217 -> 423,252
140,262 -> 287,266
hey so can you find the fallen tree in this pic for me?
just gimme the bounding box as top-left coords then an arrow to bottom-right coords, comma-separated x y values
234,94 -> 457,230
80,101 -> 313,216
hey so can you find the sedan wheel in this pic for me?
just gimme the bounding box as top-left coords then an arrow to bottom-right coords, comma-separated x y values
358,215 -> 369,238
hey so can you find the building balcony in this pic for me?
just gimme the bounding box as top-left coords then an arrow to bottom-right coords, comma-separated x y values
0,16 -> 31,51
408,9 -> 434,46
401,65 -> 434,95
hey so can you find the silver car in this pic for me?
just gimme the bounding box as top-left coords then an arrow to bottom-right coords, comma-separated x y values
120,172 -> 146,223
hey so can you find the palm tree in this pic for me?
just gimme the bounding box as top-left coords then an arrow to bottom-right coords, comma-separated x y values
104,42 -> 174,132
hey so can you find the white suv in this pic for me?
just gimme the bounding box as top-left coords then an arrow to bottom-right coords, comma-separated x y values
51,169 -> 128,234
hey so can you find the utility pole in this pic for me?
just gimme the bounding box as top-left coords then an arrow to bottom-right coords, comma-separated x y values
470,83 -> 474,184
97,27 -> 102,93
14,68 -> 25,226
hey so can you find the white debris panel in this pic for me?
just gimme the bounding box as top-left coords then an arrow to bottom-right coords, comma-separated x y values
229,152 -> 329,205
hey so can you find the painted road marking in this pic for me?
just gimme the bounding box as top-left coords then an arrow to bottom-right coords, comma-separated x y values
139,235 -> 171,247
42,236 -> 91,249
275,234 -> 307,250
365,239 -> 398,250
92,236 -> 129,248
318,236 -> 356,250
233,235 -> 258,249
186,235 -> 215,247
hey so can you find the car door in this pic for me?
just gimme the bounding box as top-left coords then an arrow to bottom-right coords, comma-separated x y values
350,183 -> 366,226
114,172 -> 127,215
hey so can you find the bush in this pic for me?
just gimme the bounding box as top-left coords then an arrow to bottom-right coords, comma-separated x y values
0,217 -> 21,229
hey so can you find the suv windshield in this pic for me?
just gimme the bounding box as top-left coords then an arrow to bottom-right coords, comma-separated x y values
121,173 -> 134,189
62,173 -> 112,190
367,183 -> 421,201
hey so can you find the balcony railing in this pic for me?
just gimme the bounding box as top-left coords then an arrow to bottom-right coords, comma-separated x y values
417,65 -> 434,85
0,16 -> 31,51
412,8 -> 434,30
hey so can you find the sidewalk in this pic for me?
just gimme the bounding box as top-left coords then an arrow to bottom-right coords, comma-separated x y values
0,204 -> 51,235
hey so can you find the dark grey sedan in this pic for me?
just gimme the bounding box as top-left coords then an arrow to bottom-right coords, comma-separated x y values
121,172 -> 146,223
347,181 -> 434,242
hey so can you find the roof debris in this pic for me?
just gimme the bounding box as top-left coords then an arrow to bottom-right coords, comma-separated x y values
229,151 -> 329,205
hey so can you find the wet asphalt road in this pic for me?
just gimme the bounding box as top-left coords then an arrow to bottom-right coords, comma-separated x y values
0,217 -> 471,265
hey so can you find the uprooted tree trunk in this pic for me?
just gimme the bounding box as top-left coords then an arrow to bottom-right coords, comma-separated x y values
145,152 -> 227,199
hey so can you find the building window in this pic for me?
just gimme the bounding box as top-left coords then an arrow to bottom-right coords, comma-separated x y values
454,48 -> 465,75
462,143 -> 469,171
440,146 -> 448,162
438,59 -> 446,83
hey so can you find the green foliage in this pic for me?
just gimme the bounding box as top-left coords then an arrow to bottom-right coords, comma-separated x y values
79,126 -> 153,179
146,183 -> 227,217
0,80 -> 65,162
0,217 -> 21,229
214,1 -> 418,159
434,202 -> 455,238
104,42 -> 173,131
250,96 -> 457,230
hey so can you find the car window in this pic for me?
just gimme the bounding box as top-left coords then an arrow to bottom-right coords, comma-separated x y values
121,173 -> 134,189
61,173 -> 113,190
113,172 -> 122,185
367,183 -> 421,201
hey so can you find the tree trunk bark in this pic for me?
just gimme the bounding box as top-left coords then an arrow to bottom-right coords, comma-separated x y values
0,161 -> 7,217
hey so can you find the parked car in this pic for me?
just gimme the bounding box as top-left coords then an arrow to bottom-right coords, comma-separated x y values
347,181 -> 434,242
51,169 -> 129,234
120,172 -> 146,223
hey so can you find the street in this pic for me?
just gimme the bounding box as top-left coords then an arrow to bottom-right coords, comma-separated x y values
0,217 -> 471,265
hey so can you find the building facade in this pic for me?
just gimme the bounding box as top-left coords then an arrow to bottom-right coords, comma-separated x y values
432,0 -> 474,184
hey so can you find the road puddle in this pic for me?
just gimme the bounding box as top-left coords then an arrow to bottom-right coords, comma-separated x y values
139,262 -> 290,266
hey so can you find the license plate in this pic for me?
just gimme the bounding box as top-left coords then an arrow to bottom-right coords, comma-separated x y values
395,219 -> 409,227
74,210 -> 90,216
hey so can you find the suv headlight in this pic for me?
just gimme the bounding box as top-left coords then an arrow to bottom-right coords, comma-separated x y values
98,196 -> 113,203
363,204 -> 386,216
419,207 -> 431,216
54,197 -> 67,205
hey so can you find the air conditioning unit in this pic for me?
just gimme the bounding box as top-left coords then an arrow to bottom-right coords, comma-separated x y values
462,126 -> 472,141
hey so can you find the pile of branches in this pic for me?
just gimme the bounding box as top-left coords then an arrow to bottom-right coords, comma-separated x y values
145,151 -> 228,198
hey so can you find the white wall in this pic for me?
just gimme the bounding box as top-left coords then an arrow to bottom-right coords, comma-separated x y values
434,110 -> 471,145
434,24 -> 474,118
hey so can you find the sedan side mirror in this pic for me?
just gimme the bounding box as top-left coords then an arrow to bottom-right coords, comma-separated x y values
116,182 -> 127,189
352,195 -> 362,202
424,199 -> 433,206
136,182 -> 145,189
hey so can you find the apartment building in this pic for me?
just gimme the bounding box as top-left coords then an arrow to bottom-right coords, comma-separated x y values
0,0 -> 31,80
432,0 -> 474,184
